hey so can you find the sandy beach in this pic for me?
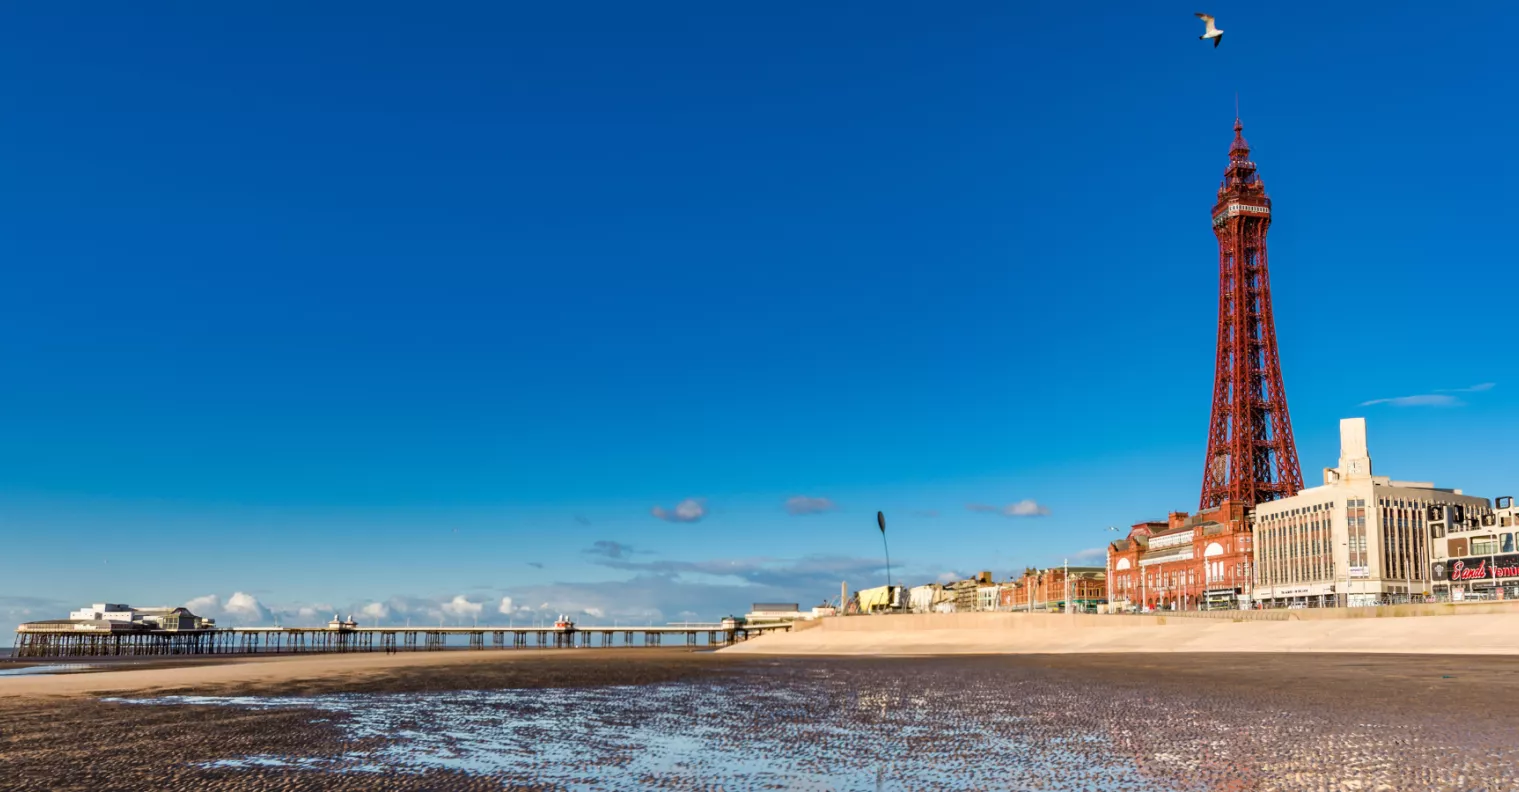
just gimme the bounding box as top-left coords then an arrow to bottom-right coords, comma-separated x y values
4,647 -> 1519,790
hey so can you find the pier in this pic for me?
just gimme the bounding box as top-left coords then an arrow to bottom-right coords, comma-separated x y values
10,618 -> 793,659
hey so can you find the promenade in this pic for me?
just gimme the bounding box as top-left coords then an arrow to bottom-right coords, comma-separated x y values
721,602 -> 1519,656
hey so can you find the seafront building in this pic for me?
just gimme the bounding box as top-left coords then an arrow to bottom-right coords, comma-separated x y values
1003,566 -> 1105,612
1107,502 -> 1253,612
897,569 -> 1106,614
1252,419 -> 1491,608
1429,495 -> 1518,602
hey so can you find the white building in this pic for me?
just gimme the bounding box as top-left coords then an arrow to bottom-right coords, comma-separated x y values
1252,418 -> 1491,607
976,585 -> 1001,612
744,602 -> 809,622
65,603 -> 213,631
69,603 -> 140,623
908,585 -> 939,614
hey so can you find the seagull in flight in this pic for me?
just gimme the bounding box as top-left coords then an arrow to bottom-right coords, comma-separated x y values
1196,13 -> 1223,48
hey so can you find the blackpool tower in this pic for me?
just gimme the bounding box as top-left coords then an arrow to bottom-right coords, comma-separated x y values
1198,119 -> 1303,510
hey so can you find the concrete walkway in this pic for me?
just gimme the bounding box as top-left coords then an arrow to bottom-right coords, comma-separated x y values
720,608 -> 1519,656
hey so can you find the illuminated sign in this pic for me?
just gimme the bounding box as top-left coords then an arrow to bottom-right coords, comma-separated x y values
1441,554 -> 1519,582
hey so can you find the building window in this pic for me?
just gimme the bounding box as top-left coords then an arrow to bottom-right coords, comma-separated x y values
1473,536 -> 1500,556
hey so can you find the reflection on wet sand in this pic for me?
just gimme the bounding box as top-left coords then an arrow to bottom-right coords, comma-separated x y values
111,660 -> 1519,791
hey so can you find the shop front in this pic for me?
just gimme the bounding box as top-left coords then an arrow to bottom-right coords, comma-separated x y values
1433,553 -> 1519,602
1255,582 -> 1338,609
1202,588 -> 1241,610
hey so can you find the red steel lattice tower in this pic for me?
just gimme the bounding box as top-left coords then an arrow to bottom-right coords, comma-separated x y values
1199,119 -> 1303,510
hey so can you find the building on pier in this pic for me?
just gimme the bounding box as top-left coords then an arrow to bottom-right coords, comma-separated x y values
743,603 -> 808,623
63,602 -> 214,630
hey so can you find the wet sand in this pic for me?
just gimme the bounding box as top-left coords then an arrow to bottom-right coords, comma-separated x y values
2,650 -> 1517,790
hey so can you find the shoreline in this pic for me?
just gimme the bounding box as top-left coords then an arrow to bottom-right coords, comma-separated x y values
0,647 -> 716,699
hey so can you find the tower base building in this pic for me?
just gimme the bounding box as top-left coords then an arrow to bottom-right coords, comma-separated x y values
1251,418 -> 1491,608
1107,501 -> 1253,612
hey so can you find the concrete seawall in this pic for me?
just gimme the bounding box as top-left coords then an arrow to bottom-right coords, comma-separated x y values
720,604 -> 1519,656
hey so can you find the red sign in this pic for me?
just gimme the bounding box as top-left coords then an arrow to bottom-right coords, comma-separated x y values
1447,555 -> 1519,582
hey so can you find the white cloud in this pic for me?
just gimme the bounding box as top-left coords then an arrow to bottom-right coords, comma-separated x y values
498,596 -> 516,615
583,607 -> 606,618
183,592 -> 273,625
1006,500 -> 1049,517
360,601 -> 390,621
967,500 -> 1051,518
1359,394 -> 1460,407
184,594 -> 220,615
225,592 -> 269,621
440,595 -> 483,622
0,595 -> 68,625
936,571 -> 962,583
1361,383 -> 1495,407
1072,547 -> 1107,562
785,496 -> 838,516
651,498 -> 707,523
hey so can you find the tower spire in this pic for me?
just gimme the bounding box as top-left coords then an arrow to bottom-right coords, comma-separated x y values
1199,118 -> 1303,510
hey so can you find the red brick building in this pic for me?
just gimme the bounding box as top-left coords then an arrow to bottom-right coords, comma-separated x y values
1004,566 -> 1107,612
1106,500 -> 1253,611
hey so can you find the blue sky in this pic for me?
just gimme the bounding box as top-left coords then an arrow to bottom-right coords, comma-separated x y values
2,2 -> 1516,626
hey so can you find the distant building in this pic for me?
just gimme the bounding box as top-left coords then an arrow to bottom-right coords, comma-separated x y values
976,585 -> 1001,612
932,572 -> 992,612
1005,566 -> 1105,612
1429,495 -> 1516,602
849,585 -> 903,614
1253,419 -> 1490,608
745,603 -> 803,622
69,603 -> 139,623
907,584 -> 940,613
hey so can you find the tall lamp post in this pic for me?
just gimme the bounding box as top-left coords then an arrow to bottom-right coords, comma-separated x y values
1105,526 -> 1119,613
1064,558 -> 1071,615
877,511 -> 893,609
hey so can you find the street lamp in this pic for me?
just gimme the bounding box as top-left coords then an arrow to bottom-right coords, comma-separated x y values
1105,526 -> 1119,614
1064,558 -> 1071,615
1340,539 -> 1354,608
